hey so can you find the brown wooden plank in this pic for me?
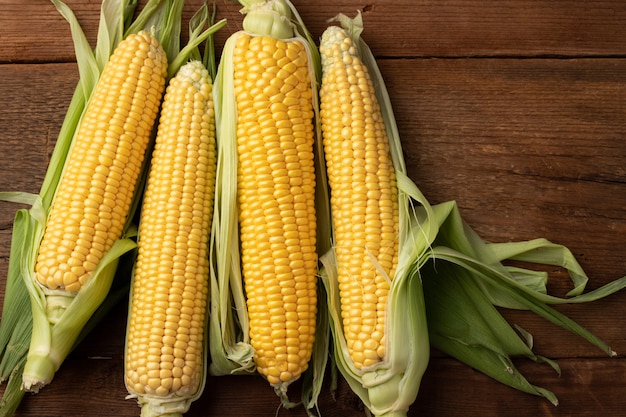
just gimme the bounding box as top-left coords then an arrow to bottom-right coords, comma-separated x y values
5,353 -> 626,416
0,63 -> 78,291
415,357 -> 626,416
3,0 -> 626,63
0,63 -> 77,194
382,57 -> 626,278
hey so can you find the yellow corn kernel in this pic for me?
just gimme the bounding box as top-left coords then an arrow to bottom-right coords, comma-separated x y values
319,26 -> 399,369
234,33 -> 317,386
125,61 -> 216,401
35,31 -> 167,292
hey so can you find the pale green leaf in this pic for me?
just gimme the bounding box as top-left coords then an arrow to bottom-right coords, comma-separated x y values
168,18 -> 226,79
95,0 -> 139,69
0,210 -> 33,382
0,192 -> 39,207
50,0 -> 99,98
487,239 -> 589,296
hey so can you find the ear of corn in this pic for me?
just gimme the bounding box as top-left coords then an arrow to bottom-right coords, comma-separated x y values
34,30 -> 167,295
25,27 -> 168,391
319,13 -> 626,415
234,30 -> 318,387
122,6 -> 225,416
317,14 -> 433,417
0,0 -> 187,407
124,59 -> 217,417
209,0 -> 328,411
319,25 -> 400,370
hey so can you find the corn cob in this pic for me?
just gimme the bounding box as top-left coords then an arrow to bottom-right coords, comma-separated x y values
317,15 -> 431,417
35,31 -> 167,294
20,29 -> 168,392
234,31 -> 317,387
319,24 -> 399,370
210,0 -> 320,404
124,60 -> 216,417
317,14 -> 626,417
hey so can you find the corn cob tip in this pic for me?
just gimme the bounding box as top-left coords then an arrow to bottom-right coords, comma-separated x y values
319,25 -> 352,65
175,60 -> 211,91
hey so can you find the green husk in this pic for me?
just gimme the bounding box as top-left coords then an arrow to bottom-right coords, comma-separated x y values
208,0 -> 327,414
318,12 -> 626,415
0,357 -> 26,417
0,211 -> 33,417
419,200 -> 626,405
0,0 -> 212,413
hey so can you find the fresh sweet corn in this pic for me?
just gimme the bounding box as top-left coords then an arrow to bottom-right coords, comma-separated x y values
20,29 -> 168,393
124,60 -> 216,417
317,16 -> 626,417
0,0 -> 219,411
209,0 -> 322,406
234,32 -> 318,387
35,30 -> 167,294
317,16 -> 431,417
319,25 -> 400,370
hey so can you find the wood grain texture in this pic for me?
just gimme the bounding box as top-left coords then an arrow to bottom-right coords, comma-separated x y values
1,0 -> 626,416
2,0 -> 626,62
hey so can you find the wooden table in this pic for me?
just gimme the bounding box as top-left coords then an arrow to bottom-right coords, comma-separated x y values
1,1 -> 625,416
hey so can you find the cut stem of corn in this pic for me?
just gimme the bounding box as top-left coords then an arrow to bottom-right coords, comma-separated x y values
124,60 -> 216,417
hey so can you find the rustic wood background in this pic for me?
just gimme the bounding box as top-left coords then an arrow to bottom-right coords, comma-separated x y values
1,0 -> 625,416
